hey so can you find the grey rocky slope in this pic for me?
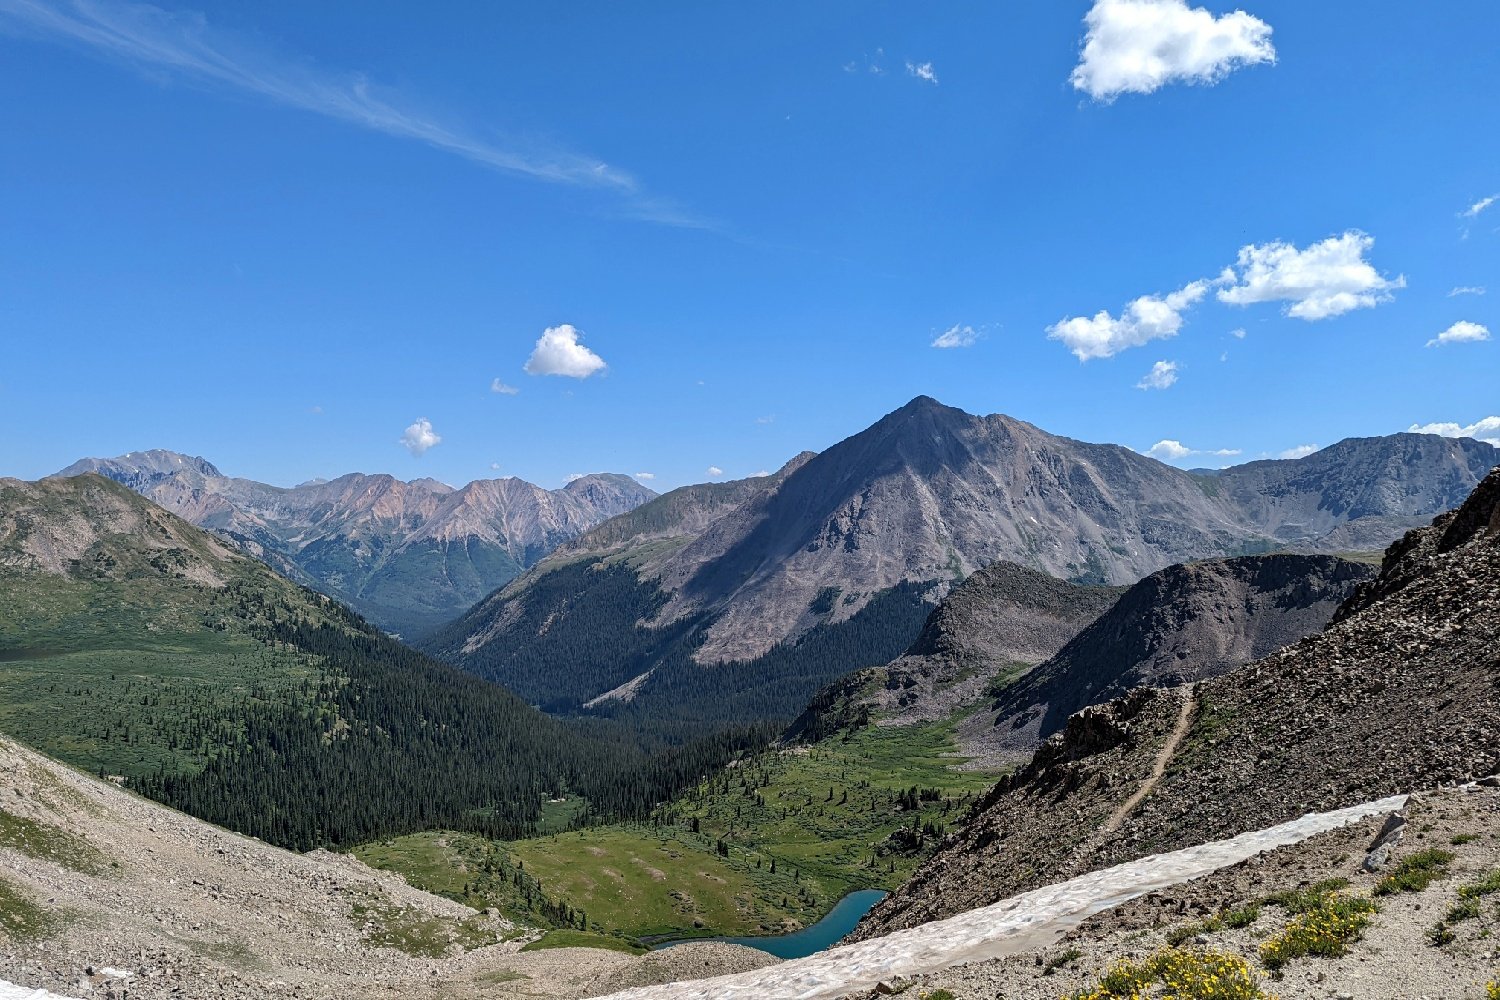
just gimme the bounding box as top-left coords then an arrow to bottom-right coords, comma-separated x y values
981,552 -> 1379,751
784,561 -> 1126,744
56,449 -> 657,637
432,396 -> 1495,721
855,465 -> 1500,939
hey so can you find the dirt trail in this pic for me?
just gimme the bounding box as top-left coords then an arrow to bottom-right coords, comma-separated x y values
1101,683 -> 1197,834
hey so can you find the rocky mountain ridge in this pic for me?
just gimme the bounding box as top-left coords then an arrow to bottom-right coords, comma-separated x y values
55,450 -> 657,636
430,396 -> 1495,724
981,552 -> 1379,751
855,465 -> 1500,939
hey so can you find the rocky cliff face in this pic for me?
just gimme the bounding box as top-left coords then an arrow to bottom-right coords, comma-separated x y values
785,562 -> 1125,744
54,452 -> 657,637
855,467 -> 1500,939
982,553 -> 1378,750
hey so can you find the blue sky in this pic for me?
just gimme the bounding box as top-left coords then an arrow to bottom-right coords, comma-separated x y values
2,0 -> 1496,490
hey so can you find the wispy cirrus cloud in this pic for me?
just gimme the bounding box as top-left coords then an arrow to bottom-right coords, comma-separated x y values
1461,195 -> 1497,219
0,0 -> 703,226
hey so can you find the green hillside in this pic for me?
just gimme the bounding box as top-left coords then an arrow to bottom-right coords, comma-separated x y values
0,475 -> 757,851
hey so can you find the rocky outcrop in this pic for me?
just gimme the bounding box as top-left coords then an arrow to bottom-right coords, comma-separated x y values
785,561 -> 1124,745
855,468 -> 1500,939
54,451 -> 657,637
983,553 -> 1378,750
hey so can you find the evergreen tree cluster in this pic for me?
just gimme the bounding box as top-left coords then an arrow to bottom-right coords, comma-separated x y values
131,580 -> 773,851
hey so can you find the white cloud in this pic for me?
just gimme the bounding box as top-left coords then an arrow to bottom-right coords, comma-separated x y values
1231,328 -> 1246,339
1145,439 -> 1192,460
1144,439 -> 1240,462
399,418 -> 441,456
1426,321 -> 1490,348
633,472 -> 655,481
931,324 -> 978,349
751,470 -> 771,477
524,324 -> 607,378
1278,443 -> 1320,460
706,466 -> 724,477
1408,417 -> 1500,448
1048,280 -> 1208,360
755,415 -> 776,424
308,404 -> 324,414
1461,195 -> 1497,219
1449,286 -> 1486,297
906,60 -> 938,85
0,0 -> 650,193
1136,359 -> 1179,390
1217,231 -> 1404,320
490,462 -> 502,471
1070,0 -> 1275,101
490,379 -> 519,395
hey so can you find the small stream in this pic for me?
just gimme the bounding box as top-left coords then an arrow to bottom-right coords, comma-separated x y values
653,889 -> 888,959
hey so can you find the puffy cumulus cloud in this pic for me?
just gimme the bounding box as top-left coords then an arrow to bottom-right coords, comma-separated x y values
1408,417 -> 1500,448
1217,231 -> 1404,320
524,324 -> 607,378
490,379 -> 519,395
931,324 -> 978,349
399,418 -> 441,456
1048,280 -> 1209,360
1278,444 -> 1320,460
633,472 -> 655,481
489,462 -> 502,471
565,473 -> 586,483
1449,286 -> 1486,297
1145,439 -> 1192,460
1461,195 -> 1497,219
706,466 -> 724,477
1136,359 -> 1179,390
1231,328 -> 1247,339
1144,439 -> 1240,462
1426,320 -> 1490,348
906,60 -> 938,84
1070,0 -> 1275,101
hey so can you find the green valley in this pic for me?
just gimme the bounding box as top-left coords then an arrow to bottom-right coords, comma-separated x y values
357,719 -> 1002,946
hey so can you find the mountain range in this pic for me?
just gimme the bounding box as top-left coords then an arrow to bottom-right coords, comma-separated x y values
55,450 -> 658,637
426,396 -> 1497,726
855,463 -> 1500,939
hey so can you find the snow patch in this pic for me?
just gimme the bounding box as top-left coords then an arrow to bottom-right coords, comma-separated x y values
594,794 -> 1407,1000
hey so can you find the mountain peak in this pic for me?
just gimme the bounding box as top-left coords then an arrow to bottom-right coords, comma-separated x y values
57,449 -> 223,483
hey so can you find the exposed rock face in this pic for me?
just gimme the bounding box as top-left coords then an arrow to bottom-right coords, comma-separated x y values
0,473 -> 240,586
855,467 -> 1500,939
54,451 -> 657,636
785,562 -> 1125,745
984,553 -> 1378,749
443,397 -> 1494,676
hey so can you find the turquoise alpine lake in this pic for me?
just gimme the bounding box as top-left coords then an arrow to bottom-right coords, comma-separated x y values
652,889 -> 887,959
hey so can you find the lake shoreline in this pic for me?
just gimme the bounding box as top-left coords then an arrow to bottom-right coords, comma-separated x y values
646,888 -> 888,959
